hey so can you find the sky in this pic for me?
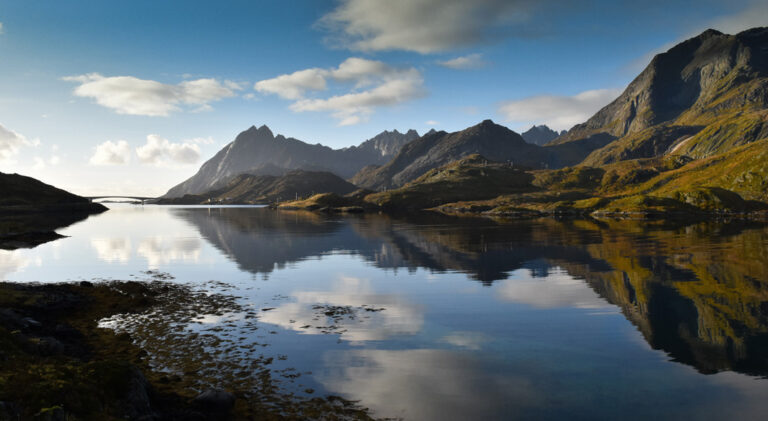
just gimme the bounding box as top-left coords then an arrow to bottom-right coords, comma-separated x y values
0,0 -> 766,196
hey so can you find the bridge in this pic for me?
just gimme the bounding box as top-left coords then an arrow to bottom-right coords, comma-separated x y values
86,196 -> 157,205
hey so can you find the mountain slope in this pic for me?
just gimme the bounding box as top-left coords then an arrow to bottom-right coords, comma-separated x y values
160,170 -> 358,204
0,172 -> 107,248
0,172 -> 105,212
351,120 -> 542,190
556,27 -> 768,165
164,125 -> 418,198
351,120 -> 604,191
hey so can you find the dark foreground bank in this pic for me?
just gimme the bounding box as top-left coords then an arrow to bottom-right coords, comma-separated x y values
0,279 -> 373,420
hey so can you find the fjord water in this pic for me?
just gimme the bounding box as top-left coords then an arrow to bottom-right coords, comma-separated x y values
3,205 -> 768,420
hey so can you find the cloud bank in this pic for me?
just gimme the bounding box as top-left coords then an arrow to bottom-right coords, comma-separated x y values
255,58 -> 425,125
498,88 -> 620,131
319,0 -> 535,53
63,74 -> 238,116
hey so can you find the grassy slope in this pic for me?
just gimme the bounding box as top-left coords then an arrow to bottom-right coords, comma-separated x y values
363,155 -> 535,210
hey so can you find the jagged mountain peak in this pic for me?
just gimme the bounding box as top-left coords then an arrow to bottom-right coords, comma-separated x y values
553,26 -> 768,147
521,125 -> 561,146
163,125 -> 419,198
350,119 -> 553,190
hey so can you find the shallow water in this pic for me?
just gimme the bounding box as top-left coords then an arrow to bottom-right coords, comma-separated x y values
3,204 -> 768,420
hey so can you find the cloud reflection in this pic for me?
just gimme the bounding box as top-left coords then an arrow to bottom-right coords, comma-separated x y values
136,237 -> 201,268
0,252 -> 36,280
497,269 -> 614,310
319,349 -> 539,421
90,237 -> 132,263
259,276 -> 423,343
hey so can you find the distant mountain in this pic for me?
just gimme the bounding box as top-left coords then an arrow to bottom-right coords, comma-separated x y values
521,125 -> 565,146
163,126 -> 418,198
350,120 -> 594,191
552,27 -> 768,165
158,170 -> 358,204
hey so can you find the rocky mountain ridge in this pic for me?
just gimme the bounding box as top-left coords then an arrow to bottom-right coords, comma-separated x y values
521,125 -> 565,145
163,125 -> 418,198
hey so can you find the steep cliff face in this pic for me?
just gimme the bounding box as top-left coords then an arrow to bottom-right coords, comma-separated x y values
163,125 -> 418,198
555,27 -> 768,164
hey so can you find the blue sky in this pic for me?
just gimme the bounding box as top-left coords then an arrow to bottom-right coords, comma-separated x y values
0,0 -> 766,195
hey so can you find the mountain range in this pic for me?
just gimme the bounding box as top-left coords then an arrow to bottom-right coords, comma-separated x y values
163,27 -> 768,215
163,126 -> 419,198
166,120 -> 602,198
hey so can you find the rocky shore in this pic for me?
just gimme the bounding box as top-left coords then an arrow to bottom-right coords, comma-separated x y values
0,279 -> 373,420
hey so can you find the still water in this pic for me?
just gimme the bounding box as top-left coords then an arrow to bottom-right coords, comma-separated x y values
3,204 -> 768,420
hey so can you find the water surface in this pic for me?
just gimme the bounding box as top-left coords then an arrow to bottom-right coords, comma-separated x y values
3,205 -> 768,420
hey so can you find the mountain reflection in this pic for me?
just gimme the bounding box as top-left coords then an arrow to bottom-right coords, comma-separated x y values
177,207 -> 768,377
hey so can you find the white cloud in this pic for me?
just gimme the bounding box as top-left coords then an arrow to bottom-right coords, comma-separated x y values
0,123 -> 35,161
498,88 -> 620,131
291,70 -> 424,125
62,73 -> 236,116
254,68 -> 328,100
256,58 -> 425,125
437,53 -> 486,69
223,80 -> 247,91
425,120 -> 439,126
330,57 -> 399,87
319,0 -> 535,53
90,140 -> 131,166
0,22 -> 4,35
136,134 -> 201,166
